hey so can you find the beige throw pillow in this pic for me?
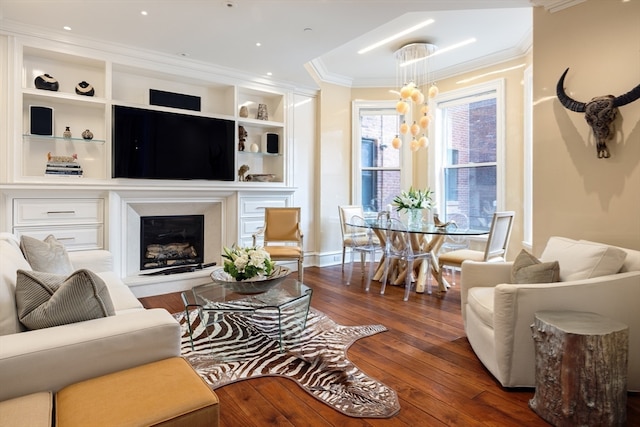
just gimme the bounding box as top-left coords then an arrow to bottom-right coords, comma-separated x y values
511,249 -> 560,284
20,235 -> 74,275
540,236 -> 627,281
16,269 -> 115,330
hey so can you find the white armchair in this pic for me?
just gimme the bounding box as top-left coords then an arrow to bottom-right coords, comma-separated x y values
460,236 -> 640,390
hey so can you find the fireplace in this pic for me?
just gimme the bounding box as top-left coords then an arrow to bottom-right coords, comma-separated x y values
140,215 -> 205,270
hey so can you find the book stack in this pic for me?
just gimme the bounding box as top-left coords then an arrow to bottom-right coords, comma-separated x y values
45,161 -> 83,176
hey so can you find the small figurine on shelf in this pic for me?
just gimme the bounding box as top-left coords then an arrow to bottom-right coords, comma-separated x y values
238,164 -> 250,181
256,104 -> 268,120
63,127 -> 72,139
46,152 -> 83,177
81,129 -> 94,140
34,74 -> 59,91
75,81 -> 95,97
238,125 -> 247,151
239,105 -> 249,118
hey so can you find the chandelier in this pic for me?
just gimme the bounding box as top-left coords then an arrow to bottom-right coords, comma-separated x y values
392,42 -> 439,151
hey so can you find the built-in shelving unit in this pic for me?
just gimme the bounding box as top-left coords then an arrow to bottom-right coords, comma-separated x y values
15,41 -> 290,185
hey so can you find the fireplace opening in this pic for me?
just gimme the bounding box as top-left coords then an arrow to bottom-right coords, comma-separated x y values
140,215 -> 205,270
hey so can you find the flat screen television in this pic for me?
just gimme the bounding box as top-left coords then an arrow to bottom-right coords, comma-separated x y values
112,105 -> 235,181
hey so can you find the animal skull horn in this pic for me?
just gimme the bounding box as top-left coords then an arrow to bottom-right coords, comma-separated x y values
556,67 -> 640,159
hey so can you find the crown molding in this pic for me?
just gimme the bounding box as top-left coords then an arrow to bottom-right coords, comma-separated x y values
529,0 -> 586,13
307,58 -> 354,88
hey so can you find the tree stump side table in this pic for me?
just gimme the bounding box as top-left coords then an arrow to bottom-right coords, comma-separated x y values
529,311 -> 629,427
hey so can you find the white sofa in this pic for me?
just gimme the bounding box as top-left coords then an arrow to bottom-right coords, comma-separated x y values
0,233 -> 181,401
460,236 -> 640,390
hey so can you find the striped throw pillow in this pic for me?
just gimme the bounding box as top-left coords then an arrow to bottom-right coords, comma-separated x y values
15,269 -> 115,330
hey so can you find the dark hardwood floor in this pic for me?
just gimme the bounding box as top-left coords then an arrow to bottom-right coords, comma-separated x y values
140,265 -> 640,426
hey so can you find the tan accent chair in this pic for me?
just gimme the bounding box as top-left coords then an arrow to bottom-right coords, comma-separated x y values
436,211 -> 515,289
253,207 -> 304,283
338,205 -> 380,271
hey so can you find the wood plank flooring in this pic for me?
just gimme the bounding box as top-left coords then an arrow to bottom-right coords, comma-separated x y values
139,265 -> 640,426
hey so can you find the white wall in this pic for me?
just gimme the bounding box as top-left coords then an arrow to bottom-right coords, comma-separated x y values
532,1 -> 640,251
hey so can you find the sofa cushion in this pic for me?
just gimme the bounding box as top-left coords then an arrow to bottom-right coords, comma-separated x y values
467,287 -> 495,328
540,236 -> 627,281
511,249 -> 560,284
0,238 -> 32,336
579,240 -> 640,273
20,235 -> 73,275
16,269 -> 115,330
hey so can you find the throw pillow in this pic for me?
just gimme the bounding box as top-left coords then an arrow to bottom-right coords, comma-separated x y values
540,236 -> 627,281
511,249 -> 560,284
20,235 -> 74,275
15,269 -> 115,330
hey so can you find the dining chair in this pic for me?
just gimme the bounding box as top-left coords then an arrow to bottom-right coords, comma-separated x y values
435,211 -> 515,289
338,205 -> 380,271
344,215 -> 382,290
380,218 -> 433,301
253,207 -> 304,282
437,212 -> 470,285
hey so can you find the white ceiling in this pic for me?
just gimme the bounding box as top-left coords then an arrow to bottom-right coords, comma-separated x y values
0,0 -> 536,90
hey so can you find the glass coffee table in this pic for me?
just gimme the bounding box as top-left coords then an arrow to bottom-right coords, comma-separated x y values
181,274 -> 312,360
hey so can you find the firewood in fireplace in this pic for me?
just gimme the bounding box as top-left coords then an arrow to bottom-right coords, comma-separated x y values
145,243 -> 198,260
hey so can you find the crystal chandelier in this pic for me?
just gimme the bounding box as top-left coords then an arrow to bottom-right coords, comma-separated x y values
392,42 -> 439,151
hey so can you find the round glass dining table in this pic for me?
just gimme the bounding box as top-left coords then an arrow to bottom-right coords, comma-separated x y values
348,217 -> 489,293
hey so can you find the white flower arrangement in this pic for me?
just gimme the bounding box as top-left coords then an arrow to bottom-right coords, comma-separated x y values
392,187 -> 434,212
222,245 -> 275,281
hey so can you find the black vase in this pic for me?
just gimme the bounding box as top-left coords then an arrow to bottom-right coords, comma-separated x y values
75,81 -> 95,97
34,74 -> 59,91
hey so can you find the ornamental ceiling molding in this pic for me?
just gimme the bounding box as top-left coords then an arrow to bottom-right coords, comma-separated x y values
529,0 -> 586,13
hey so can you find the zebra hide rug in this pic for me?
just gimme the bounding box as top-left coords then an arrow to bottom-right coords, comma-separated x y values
176,307 -> 401,418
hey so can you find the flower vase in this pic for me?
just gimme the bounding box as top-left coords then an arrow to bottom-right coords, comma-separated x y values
407,208 -> 424,230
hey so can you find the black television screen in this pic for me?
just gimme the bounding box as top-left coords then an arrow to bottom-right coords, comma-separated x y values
112,105 -> 235,181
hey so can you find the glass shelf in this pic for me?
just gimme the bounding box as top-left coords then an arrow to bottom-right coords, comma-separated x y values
237,150 -> 280,157
23,134 -> 106,144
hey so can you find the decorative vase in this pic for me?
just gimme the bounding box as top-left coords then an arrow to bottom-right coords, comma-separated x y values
75,81 -> 95,97
256,104 -> 268,120
250,143 -> 259,153
81,129 -> 93,140
407,208 -> 424,230
63,127 -> 72,139
239,106 -> 249,118
34,74 -> 59,91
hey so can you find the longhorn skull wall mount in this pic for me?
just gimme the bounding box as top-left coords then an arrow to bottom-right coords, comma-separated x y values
556,68 -> 640,159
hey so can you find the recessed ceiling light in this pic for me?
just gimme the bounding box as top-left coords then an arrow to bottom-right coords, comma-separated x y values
141,10 -> 148,16
63,26 -> 72,31
256,42 -> 261,47
266,72 -> 272,76
358,19 -> 434,54
304,27 -> 312,32
224,1 -> 235,8
178,52 -> 190,57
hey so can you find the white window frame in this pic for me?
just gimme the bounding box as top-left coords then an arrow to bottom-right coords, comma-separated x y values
351,100 -> 411,206
523,66 -> 533,249
432,79 -> 506,219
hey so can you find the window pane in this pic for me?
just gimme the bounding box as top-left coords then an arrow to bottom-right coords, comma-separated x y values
443,165 -> 496,230
361,170 -> 401,214
444,98 -> 496,166
360,114 -> 401,168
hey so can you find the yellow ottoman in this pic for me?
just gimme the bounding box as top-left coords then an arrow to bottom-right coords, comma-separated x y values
0,391 -> 53,427
56,357 -> 219,427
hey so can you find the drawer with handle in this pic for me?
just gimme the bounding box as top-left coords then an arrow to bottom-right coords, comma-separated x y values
13,225 -> 104,251
13,199 -> 103,225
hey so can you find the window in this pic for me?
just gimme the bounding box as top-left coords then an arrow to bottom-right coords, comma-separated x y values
434,80 -> 504,231
352,101 -> 409,216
